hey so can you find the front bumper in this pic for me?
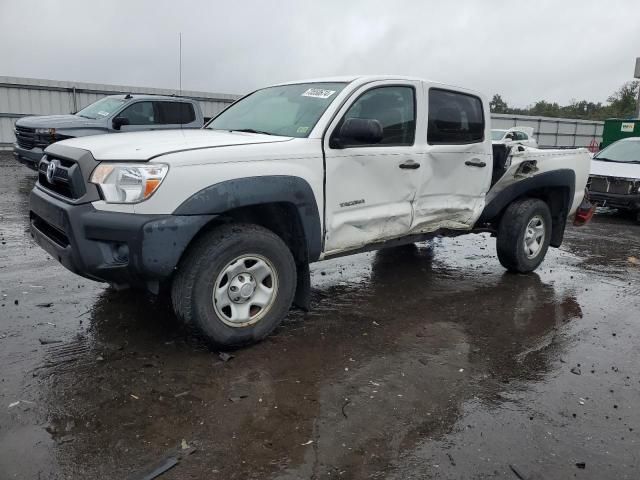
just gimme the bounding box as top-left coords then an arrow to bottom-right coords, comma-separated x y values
29,186 -> 214,289
590,191 -> 640,211
13,144 -> 44,170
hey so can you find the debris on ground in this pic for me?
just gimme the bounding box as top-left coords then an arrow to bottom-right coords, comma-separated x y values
341,399 -> 351,418
36,302 -> 53,308
181,439 -> 190,450
219,352 -> 234,362
228,395 -> 248,403
174,391 -> 190,398
570,367 -> 581,375
628,256 -> 639,266
38,338 -> 63,345
576,462 -> 586,469
128,443 -> 196,480
133,456 -> 178,480
447,452 -> 456,466
8,400 -> 35,409
509,464 -> 526,479
301,440 -> 314,446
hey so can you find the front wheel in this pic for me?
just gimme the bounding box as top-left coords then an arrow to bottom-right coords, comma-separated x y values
496,198 -> 552,273
171,223 -> 297,348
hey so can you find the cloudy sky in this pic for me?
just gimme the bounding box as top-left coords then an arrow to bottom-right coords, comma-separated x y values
1,0 -> 639,107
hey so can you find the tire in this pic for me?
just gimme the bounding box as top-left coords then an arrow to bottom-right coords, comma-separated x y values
171,223 -> 297,348
496,198 -> 552,273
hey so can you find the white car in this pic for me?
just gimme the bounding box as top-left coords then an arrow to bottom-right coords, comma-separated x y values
492,127 -> 538,148
588,137 -> 640,220
29,75 -> 592,347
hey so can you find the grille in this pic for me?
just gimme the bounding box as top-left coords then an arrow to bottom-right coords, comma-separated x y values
38,156 -> 85,200
609,179 -> 633,195
15,125 -> 54,150
15,125 -> 37,149
589,176 -> 636,195
589,177 -> 608,193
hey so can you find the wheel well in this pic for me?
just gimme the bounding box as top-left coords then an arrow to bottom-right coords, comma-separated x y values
498,186 -> 570,247
191,202 -> 309,264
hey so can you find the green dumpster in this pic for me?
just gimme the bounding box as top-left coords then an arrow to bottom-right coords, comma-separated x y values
601,119 -> 640,148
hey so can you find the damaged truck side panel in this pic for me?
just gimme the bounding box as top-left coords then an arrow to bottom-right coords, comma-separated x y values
29,75 -> 593,348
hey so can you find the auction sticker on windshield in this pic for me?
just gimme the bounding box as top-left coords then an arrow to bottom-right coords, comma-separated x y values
302,88 -> 336,99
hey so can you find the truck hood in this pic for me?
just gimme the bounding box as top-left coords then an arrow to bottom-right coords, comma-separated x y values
591,159 -> 640,180
17,114 -> 100,129
55,129 -> 293,161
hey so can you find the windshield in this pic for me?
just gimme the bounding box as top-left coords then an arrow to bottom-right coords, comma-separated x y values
491,130 -> 506,141
594,140 -> 640,163
206,82 -> 347,137
76,97 -> 126,120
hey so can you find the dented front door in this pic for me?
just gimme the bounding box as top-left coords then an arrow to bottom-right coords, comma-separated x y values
323,80 -> 424,254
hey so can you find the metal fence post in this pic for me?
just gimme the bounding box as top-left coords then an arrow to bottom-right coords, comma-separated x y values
72,86 -> 77,113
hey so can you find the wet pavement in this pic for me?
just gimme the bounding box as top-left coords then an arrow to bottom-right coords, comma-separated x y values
1,152 -> 639,479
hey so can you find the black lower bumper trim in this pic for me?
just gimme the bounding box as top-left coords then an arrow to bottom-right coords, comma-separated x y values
13,145 -> 44,171
29,186 -> 215,288
590,191 -> 640,211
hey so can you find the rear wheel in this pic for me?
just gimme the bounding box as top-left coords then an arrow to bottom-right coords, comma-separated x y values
496,198 -> 552,273
171,223 -> 297,348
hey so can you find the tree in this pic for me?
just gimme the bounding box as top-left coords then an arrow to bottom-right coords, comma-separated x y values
489,80 -> 639,121
489,94 -> 509,113
605,81 -> 639,118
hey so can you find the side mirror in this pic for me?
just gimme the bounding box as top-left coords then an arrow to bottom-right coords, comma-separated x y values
112,117 -> 130,130
331,118 -> 383,148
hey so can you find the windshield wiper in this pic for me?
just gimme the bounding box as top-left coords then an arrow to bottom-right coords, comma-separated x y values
77,114 -> 94,119
230,128 -> 274,136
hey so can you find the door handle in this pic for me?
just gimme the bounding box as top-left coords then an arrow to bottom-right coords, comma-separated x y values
465,160 -> 487,168
399,160 -> 420,170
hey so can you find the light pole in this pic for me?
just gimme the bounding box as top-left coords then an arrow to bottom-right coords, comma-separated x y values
635,57 -> 640,118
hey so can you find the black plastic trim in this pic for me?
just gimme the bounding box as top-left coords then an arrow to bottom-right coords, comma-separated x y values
478,169 -> 576,225
30,187 -> 215,287
173,175 -> 322,261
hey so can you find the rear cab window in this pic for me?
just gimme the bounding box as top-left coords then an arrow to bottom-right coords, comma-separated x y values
154,102 -> 196,125
427,88 -> 484,144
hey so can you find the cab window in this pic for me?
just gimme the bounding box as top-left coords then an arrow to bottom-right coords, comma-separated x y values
119,102 -> 155,125
428,89 -> 484,144
337,86 -> 416,146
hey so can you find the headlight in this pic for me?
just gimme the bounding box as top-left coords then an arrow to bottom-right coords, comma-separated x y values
90,163 -> 169,203
35,128 -> 56,136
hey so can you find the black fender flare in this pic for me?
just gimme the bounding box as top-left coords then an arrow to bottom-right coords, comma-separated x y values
477,169 -> 576,247
173,175 -> 322,262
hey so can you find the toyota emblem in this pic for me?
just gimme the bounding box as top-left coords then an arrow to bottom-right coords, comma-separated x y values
46,159 -> 60,183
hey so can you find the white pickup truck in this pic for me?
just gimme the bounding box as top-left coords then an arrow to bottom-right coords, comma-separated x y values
29,75 -> 593,347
